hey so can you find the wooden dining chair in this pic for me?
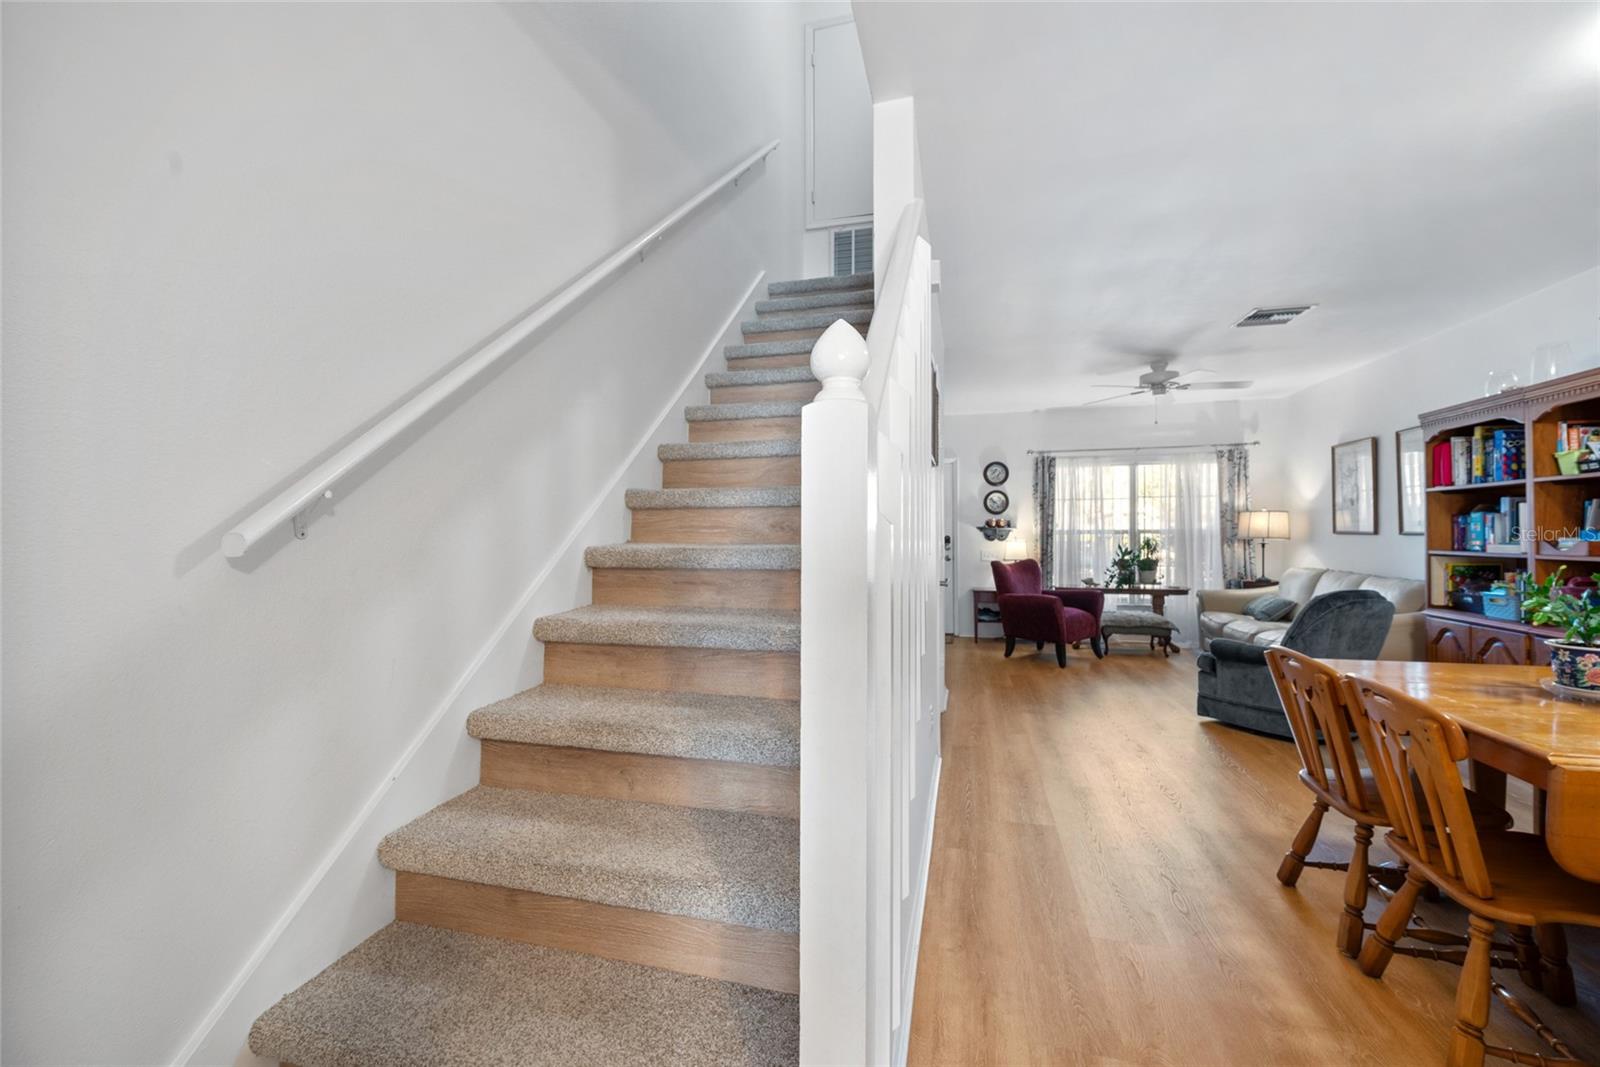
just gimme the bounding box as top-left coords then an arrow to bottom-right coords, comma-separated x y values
1344,673 -> 1600,1067
1265,647 -> 1390,957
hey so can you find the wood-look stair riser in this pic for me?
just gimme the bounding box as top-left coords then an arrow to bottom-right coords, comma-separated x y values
543,643 -> 799,700
688,418 -> 800,444
630,507 -> 800,545
726,353 -> 811,370
754,303 -> 872,320
480,740 -> 797,818
395,872 -> 799,994
741,325 -> 861,345
710,382 -> 820,404
591,568 -> 799,610
662,456 -> 801,489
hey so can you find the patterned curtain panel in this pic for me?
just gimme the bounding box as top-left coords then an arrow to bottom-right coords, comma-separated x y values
1032,454 -> 1058,584
1217,446 -> 1254,586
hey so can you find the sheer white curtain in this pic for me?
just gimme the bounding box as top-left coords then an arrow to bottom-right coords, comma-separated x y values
1050,451 -> 1223,643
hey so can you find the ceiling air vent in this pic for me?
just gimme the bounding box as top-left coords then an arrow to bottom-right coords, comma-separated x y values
1236,305 -> 1314,328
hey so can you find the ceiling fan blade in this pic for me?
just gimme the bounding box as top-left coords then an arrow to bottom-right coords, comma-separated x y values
1084,389 -> 1148,405
1180,381 -> 1253,390
1091,383 -> 1141,389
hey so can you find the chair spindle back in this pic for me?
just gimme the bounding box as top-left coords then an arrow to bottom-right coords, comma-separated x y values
1264,648 -> 1375,816
1341,674 -> 1494,899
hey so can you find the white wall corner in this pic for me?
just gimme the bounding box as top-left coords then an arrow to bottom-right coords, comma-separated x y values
872,96 -> 918,289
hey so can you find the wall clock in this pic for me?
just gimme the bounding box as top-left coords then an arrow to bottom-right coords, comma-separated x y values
983,461 -> 1009,486
983,490 -> 1009,515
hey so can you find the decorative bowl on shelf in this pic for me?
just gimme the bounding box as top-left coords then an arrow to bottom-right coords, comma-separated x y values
977,525 -> 1013,541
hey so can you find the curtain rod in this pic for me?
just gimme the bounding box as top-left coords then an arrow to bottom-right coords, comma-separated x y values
1027,440 -> 1259,456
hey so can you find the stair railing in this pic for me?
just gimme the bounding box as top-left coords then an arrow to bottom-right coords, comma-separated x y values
801,198 -> 941,1066
221,139 -> 780,559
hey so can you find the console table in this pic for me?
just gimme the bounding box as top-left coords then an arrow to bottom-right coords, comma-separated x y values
1065,584 -> 1189,618
972,588 -> 999,644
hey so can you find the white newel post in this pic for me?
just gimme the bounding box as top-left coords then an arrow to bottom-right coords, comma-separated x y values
800,319 -> 873,1067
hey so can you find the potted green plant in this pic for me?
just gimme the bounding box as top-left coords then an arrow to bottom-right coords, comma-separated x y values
1523,566 -> 1600,689
1106,543 -> 1138,588
1136,536 -> 1161,584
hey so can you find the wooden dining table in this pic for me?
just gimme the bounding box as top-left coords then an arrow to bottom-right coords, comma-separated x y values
1325,659 -> 1600,885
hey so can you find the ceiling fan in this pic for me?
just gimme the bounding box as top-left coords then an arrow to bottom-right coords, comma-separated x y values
1086,358 -> 1252,405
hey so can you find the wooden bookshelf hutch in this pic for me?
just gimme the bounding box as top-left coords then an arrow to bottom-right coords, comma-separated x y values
1420,367 -> 1600,664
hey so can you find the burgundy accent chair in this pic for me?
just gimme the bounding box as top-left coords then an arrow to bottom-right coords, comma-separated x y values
990,559 -> 1105,667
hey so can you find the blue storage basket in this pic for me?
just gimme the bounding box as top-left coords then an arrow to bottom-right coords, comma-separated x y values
1482,589 -> 1522,622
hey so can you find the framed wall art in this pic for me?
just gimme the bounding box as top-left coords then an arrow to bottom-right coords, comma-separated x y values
1396,426 -> 1425,536
1332,436 -> 1378,535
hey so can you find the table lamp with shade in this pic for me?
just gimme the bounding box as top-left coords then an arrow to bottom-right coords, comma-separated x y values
1238,509 -> 1290,582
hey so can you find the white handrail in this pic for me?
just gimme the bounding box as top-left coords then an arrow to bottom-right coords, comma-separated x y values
221,139 -> 780,558
861,199 -> 926,408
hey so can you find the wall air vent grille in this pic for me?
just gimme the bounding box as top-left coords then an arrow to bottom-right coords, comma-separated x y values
832,226 -> 873,276
1236,305 -> 1314,327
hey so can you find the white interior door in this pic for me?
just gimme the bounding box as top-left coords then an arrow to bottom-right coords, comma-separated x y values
807,18 -> 872,228
941,459 -> 957,632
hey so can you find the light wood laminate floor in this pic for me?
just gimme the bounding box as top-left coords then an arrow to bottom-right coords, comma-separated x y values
908,639 -> 1599,1066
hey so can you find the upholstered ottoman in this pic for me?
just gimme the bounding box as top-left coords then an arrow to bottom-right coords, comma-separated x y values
1100,609 -> 1178,656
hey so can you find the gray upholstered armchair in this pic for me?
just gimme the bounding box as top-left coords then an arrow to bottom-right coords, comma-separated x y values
1195,589 -> 1395,738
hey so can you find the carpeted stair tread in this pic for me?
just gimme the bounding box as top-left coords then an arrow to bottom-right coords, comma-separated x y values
755,289 -> 873,314
625,487 -> 801,510
766,272 -> 872,295
684,402 -> 804,422
378,787 -> 799,931
741,308 -> 871,335
705,366 -> 818,388
724,338 -> 817,361
467,683 -> 799,766
248,922 -> 797,1067
585,543 -> 800,570
534,604 -> 799,652
659,438 -> 800,461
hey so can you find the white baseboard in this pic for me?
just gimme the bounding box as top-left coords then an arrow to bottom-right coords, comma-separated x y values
892,752 -> 942,1067
176,270 -> 766,1066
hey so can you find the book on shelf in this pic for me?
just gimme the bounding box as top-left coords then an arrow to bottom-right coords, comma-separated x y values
1431,441 -> 1451,487
1451,436 -> 1471,486
1556,421 -> 1600,452
1428,425 -> 1524,486
1451,495 -> 1526,551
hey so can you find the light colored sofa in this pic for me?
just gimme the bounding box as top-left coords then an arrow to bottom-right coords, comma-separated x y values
1196,567 -> 1425,661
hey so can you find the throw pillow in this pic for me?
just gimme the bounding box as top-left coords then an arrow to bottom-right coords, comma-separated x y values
1244,594 -> 1295,622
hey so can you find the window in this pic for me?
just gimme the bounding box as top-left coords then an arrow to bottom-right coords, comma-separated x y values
832,226 -> 872,276
1051,452 -> 1223,639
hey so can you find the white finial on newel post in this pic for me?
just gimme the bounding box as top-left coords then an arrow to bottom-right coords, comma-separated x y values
810,318 -> 869,402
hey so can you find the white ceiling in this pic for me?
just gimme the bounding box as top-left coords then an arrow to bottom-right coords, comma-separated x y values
852,2 -> 1600,415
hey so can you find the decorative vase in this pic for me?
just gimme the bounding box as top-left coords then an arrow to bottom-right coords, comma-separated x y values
1549,642 -> 1600,689
1483,368 -> 1522,396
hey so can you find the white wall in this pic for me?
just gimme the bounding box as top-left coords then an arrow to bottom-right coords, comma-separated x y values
1262,268 -> 1600,578
0,3 -> 838,1062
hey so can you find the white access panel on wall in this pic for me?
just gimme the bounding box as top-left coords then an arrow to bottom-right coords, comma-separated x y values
806,17 -> 872,228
